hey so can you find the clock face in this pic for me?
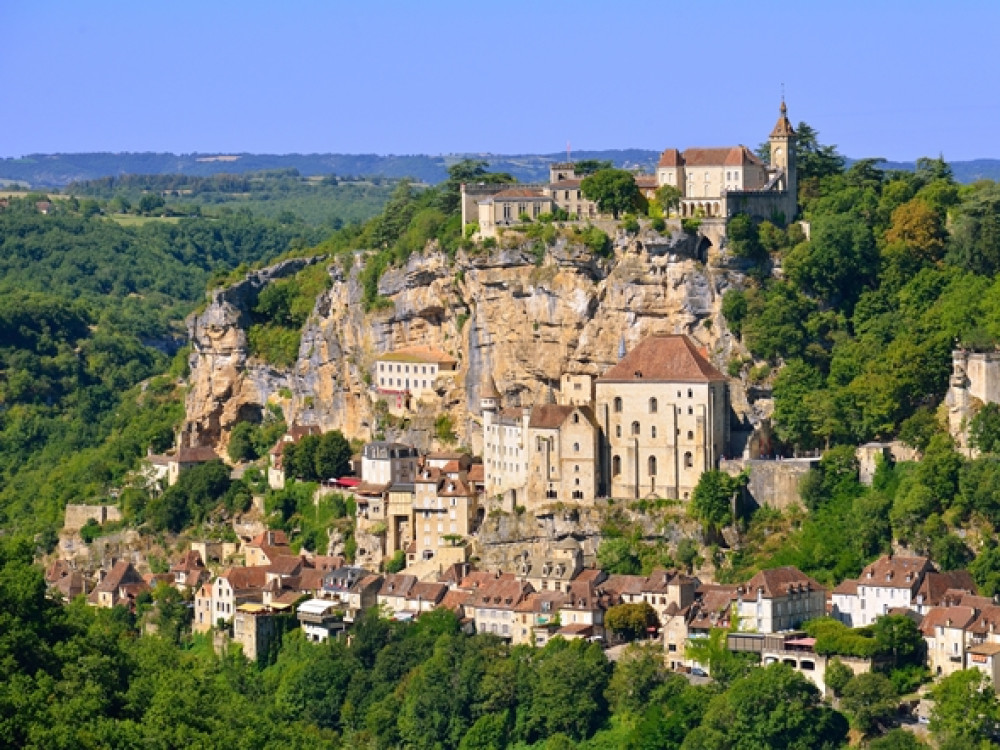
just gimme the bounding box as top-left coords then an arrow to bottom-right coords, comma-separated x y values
775,147 -> 783,157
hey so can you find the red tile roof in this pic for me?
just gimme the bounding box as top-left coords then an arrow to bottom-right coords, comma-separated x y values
740,566 -> 824,599
920,605 -> 978,636
860,555 -> 933,590
599,334 -> 725,383
492,188 -> 549,200
378,346 -> 457,367
528,404 -> 576,430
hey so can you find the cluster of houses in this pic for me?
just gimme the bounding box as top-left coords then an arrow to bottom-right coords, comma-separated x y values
47,521 -> 1000,696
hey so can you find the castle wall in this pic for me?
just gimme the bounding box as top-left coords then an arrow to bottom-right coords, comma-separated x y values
63,505 -> 122,533
720,458 -> 818,512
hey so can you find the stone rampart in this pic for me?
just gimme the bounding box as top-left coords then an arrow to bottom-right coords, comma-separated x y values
63,504 -> 122,533
720,458 -> 818,512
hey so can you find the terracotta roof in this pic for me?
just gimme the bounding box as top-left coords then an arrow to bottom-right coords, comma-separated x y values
557,623 -> 594,636
770,101 -> 796,138
459,571 -> 506,590
378,346 -> 457,366
475,576 -> 533,609
410,582 -> 448,603
221,566 -> 269,590
833,579 -> 859,596
741,566 -> 825,599
94,560 -> 145,593
355,481 -> 388,496
859,555 -> 933,590
45,559 -> 74,583
634,175 -> 658,188
171,549 -> 205,573
918,571 -> 977,606
599,334 -> 725,383
602,574 -> 647,598
380,574 -> 418,597
288,425 -> 322,441
528,404 -> 576,430
657,149 -> 682,168
467,464 -> 484,483
966,605 -> 1000,636
438,478 -> 472,497
515,590 -> 568,613
969,642 -> 1000,656
426,451 -> 466,460
575,569 -> 607,586
173,446 -> 219,463
682,147 -> 738,167
439,589 -> 474,613
250,529 -> 289,548
723,146 -> 764,167
415,467 -> 442,483
441,460 -> 461,473
491,188 -> 549,200
268,554 -> 308,577
920,605 -> 978,636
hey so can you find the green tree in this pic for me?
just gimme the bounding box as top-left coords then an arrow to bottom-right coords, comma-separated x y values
727,214 -> 766,264
696,663 -> 849,749
655,184 -> 682,214
529,639 -> 610,741
605,602 -> 659,642
840,672 -> 897,735
580,169 -> 640,219
689,470 -> 743,532
929,669 -> 1000,748
605,644 -> 668,714
314,430 -> 351,480
868,729 -> 931,749
824,657 -> 852,697
228,421 -> 258,462
970,402 -> 1000,454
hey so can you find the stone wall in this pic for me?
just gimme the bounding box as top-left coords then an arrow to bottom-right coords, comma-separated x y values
63,504 -> 122,533
720,458 -> 819,512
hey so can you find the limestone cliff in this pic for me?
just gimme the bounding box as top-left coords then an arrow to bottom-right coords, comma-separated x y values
182,228 -> 765,454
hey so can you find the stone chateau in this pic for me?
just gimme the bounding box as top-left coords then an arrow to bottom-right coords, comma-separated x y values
460,100 -> 798,238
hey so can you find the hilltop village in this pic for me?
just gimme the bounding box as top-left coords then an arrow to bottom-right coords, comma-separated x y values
33,103 -> 1000,743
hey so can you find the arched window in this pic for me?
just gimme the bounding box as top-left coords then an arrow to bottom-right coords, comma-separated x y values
612,455 -> 621,476
631,421 -> 640,436
649,397 -> 658,413
648,456 -> 657,476
684,452 -> 693,469
613,397 -> 623,413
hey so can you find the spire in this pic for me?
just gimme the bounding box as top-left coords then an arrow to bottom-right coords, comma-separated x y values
770,98 -> 795,138
480,372 -> 500,401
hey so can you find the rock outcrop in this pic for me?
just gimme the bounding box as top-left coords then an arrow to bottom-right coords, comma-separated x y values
182,230 -> 764,453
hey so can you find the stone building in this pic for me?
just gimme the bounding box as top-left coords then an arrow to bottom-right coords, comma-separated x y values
595,333 -> 728,500
361,442 -> 419,486
374,346 -> 458,413
480,374 -> 530,506
655,100 -> 798,223
525,402 -> 600,506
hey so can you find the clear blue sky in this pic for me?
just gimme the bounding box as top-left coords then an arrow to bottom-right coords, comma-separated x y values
3,0 -> 999,161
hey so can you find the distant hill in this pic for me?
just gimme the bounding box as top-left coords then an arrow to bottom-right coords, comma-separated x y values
2,151 -> 998,188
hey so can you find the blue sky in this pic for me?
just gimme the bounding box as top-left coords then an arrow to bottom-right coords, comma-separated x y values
2,1 -> 999,161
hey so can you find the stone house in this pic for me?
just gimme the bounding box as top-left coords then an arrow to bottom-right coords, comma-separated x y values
921,605 -> 979,679
210,566 -> 268,625
169,549 -> 208,591
45,560 -> 88,601
245,529 -> 291,567
832,555 -> 936,627
165,445 -> 219,486
734,566 -> 826,634
472,574 -> 535,640
361,442 -> 419,487
513,537 -> 584,593
88,560 -> 148,609
321,568 -> 382,621
525,402 -> 600,507
374,346 -> 458,413
232,603 -> 295,664
595,333 -> 729,500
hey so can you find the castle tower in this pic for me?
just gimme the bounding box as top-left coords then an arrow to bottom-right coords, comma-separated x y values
480,372 -> 501,416
769,99 -> 797,204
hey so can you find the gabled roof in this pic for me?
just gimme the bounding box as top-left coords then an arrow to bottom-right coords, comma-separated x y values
220,566 -> 269,590
467,464 -> 485,483
475,576 -> 533,609
528,404 -> 576,430
409,582 -> 448,603
917,571 -> 977,606
598,334 -> 725,383
741,566 -> 824,599
657,148 -> 682,168
920,605 -> 978,635
859,555 -> 933,590
94,560 -> 145,593
832,579 -> 859,596
380,574 -> 418,598
173,446 -> 219,463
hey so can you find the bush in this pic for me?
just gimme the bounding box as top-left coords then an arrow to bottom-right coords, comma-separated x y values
651,216 -> 666,232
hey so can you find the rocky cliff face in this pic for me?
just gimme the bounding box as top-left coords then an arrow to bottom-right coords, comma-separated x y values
182,228 -> 764,453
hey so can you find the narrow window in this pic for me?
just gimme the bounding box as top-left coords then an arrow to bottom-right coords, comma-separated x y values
613,397 -> 623,413
612,455 -> 621,476
632,421 -> 640,436
648,456 -> 657,476
684,452 -> 693,469
649,397 -> 658,413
